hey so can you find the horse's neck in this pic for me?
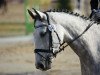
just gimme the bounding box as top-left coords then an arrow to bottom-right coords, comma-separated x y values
49,12 -> 100,75
49,12 -> 100,61
49,12 -> 89,42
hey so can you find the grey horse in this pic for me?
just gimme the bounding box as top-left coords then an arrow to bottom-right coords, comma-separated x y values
28,9 -> 100,75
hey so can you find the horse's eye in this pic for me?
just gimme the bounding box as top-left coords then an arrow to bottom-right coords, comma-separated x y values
40,32 -> 46,37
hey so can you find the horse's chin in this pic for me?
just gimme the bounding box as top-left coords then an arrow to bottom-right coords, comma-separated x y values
36,63 -> 51,71
36,67 -> 51,71
40,68 -> 51,71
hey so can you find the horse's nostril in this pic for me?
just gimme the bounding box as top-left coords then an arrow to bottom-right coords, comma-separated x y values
37,63 -> 44,69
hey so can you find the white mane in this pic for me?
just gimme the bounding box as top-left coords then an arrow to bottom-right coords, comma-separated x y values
49,12 -> 91,35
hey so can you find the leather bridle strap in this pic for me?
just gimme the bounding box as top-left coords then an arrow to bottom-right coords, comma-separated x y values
44,12 -> 53,51
34,49 -> 53,53
34,49 -> 52,63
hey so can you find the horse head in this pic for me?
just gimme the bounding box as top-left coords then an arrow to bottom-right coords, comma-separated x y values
28,8 -> 65,71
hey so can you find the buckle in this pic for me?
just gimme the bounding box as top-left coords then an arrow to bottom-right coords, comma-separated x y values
48,24 -> 56,31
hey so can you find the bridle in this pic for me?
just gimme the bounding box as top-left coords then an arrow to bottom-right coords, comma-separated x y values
34,12 -> 59,59
34,12 -> 96,62
34,12 -> 66,63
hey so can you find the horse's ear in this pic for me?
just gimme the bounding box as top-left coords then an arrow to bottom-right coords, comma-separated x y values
28,8 -> 47,20
32,8 -> 47,20
28,9 -> 36,19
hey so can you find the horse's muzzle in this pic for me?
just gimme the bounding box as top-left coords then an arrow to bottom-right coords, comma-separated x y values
36,62 -> 51,71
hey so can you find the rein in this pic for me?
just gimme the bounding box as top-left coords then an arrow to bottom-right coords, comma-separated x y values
54,21 -> 95,55
34,12 -> 96,58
